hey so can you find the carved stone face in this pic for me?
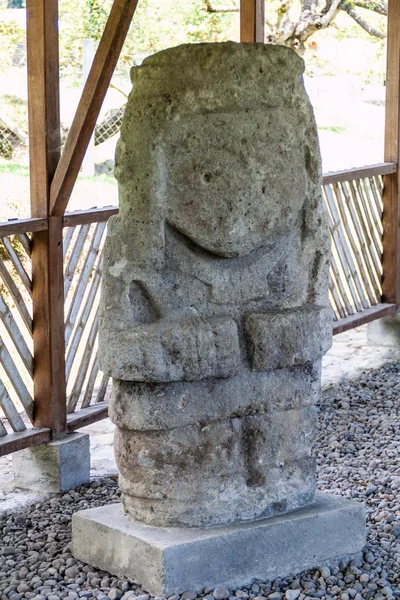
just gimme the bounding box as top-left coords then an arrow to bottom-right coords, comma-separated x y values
161,109 -> 309,258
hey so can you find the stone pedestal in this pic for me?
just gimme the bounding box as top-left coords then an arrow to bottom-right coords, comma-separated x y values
368,314 -> 400,349
72,495 -> 365,596
12,432 -> 90,493
72,41 -> 365,591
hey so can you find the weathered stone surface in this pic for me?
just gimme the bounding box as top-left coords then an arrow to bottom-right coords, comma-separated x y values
101,317 -> 240,382
72,495 -> 366,596
245,308 -> 332,371
115,408 -> 316,527
109,363 -> 321,431
98,42 -> 333,528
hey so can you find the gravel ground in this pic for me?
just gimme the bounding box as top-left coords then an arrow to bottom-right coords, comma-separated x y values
2,362 -> 400,600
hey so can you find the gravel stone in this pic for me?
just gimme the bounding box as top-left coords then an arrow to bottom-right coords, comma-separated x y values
65,566 -> 80,579
108,590 -> 123,600
181,592 -> 196,600
285,591 -> 300,600
213,588 -> 230,600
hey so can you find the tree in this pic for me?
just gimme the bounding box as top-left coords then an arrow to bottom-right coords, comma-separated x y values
205,1 -> 387,52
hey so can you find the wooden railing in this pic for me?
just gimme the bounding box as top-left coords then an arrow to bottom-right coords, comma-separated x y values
0,162 -> 397,456
322,163 -> 397,334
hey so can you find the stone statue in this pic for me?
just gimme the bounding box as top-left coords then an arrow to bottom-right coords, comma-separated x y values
99,41 -> 332,529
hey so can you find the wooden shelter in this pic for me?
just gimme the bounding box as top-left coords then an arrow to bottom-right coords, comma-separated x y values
0,0 -> 399,456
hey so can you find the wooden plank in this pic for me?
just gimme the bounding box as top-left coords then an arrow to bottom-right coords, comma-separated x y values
382,0 -> 400,306
324,185 -> 363,312
1,237 -> 32,295
95,373 -> 110,404
339,180 -> 381,302
27,0 -> 67,435
329,266 -> 346,320
355,178 -> 382,265
0,218 -> 47,237
0,333 -> 34,421
31,219 -> 67,433
0,427 -> 51,458
240,0 -> 264,42
331,183 -> 375,308
0,420 -> 7,437
0,292 -> 33,377
347,180 -> 382,295
333,303 -> 397,336
50,0 -> 140,217
64,222 -> 106,345
0,380 -> 27,432
64,224 -> 90,298
63,206 -> 118,227
81,357 -> 100,409
16,233 -> 32,256
369,176 -> 384,230
27,0 -> 60,217
323,162 -> 397,186
67,403 -> 109,432
65,254 -> 102,380
67,308 -> 99,413
0,259 -> 32,334
63,225 -> 76,260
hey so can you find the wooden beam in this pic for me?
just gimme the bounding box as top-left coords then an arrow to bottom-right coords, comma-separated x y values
50,0 -> 139,217
0,218 -> 48,237
27,0 -> 67,434
67,403 -> 109,432
27,0 -> 60,217
382,0 -> 400,307
63,206 -> 119,227
0,427 -> 51,458
323,162 -> 397,186
240,0 -> 264,43
333,303 -> 397,336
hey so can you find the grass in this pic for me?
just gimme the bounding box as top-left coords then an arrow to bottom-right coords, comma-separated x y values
0,160 -> 28,176
0,159 -> 118,220
319,125 -> 347,134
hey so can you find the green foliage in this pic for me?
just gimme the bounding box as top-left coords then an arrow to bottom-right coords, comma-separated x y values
0,19 -> 25,71
84,0 -> 112,40
59,0 -> 237,81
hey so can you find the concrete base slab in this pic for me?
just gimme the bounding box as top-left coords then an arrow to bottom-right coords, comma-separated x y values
12,432 -> 90,493
72,493 -> 365,596
368,315 -> 400,349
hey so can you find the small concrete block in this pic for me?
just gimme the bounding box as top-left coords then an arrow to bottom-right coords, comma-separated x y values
368,315 -> 400,349
13,432 -> 90,493
72,493 -> 365,596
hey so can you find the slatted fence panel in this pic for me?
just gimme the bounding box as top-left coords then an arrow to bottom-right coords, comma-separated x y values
0,233 -> 34,436
323,174 -> 384,321
63,216 -> 111,414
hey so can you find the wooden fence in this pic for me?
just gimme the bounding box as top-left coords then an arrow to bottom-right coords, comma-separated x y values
0,162 -> 397,457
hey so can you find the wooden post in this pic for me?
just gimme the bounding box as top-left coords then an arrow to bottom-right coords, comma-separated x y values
27,0 -> 67,434
240,0 -> 264,43
382,0 -> 400,307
